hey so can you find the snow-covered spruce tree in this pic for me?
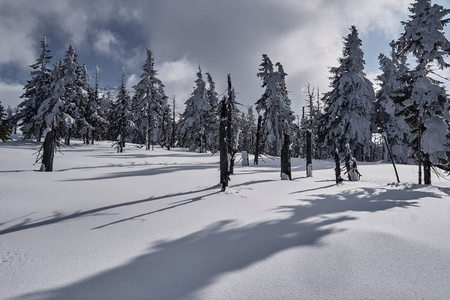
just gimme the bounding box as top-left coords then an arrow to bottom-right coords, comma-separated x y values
205,72 -> 220,152
255,54 -> 295,156
133,49 -> 167,150
321,26 -> 375,160
156,81 -> 171,149
0,101 -> 12,142
34,60 -> 77,171
61,44 -> 86,145
18,36 -> 52,141
99,89 -> 114,141
304,84 -> 324,159
77,64 -> 94,144
160,100 -> 172,150
87,66 -> 108,144
375,44 -> 410,164
238,106 -> 257,154
110,67 -> 134,153
5,105 -> 18,135
177,67 -> 211,152
394,0 -> 450,184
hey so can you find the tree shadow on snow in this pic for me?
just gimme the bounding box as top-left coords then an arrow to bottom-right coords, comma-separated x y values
14,185 -> 431,300
0,185 -> 218,236
0,180 -> 273,236
62,164 -> 219,181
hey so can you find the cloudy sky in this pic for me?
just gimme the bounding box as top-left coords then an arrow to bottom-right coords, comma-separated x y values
1,0 -> 449,115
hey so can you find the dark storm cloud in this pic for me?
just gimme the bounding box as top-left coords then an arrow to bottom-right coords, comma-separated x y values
4,0 -> 447,111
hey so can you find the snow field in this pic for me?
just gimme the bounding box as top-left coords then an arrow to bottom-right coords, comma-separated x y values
1,138 -> 450,299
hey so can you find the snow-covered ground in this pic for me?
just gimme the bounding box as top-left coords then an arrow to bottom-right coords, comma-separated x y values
1,136 -> 450,300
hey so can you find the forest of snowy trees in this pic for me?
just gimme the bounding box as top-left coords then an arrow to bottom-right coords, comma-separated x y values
3,0 -> 449,185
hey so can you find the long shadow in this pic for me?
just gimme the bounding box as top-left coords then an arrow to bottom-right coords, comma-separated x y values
0,179 -> 273,236
62,164 -> 219,181
0,185 -> 217,236
15,185 -> 430,300
93,190 -> 221,230
92,179 -> 274,230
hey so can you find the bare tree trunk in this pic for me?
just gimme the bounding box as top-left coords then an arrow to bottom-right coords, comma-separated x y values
226,74 -> 235,174
382,134 -> 400,183
334,148 -> 343,184
424,154 -> 431,185
65,128 -> 71,146
280,133 -> 291,180
220,101 -> 229,191
306,130 -> 312,177
42,131 -> 55,172
254,115 -> 262,165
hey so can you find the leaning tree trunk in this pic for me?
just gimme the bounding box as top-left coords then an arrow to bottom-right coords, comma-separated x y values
382,134 -> 400,183
280,133 -> 291,180
254,115 -> 262,165
219,101 -> 229,191
306,130 -> 313,177
423,154 -> 431,185
42,130 -> 55,172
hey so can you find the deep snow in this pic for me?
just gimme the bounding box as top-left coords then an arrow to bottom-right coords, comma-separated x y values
1,137 -> 450,300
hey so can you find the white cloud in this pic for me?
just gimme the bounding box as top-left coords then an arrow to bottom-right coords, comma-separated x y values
157,57 -> 198,109
126,73 -> 139,90
94,30 -> 121,56
0,81 -> 24,108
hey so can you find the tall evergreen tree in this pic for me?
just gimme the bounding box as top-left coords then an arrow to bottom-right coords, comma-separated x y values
238,106 -> 257,154
34,60 -> 78,171
0,101 -> 12,142
394,0 -> 450,184
18,36 -> 52,141
110,67 -> 134,153
77,64 -> 94,144
177,67 -> 211,152
87,66 -> 108,144
100,89 -> 114,141
375,44 -> 410,163
133,49 -> 167,150
256,54 -> 294,156
205,72 -> 220,152
321,26 -> 375,160
61,44 -> 86,145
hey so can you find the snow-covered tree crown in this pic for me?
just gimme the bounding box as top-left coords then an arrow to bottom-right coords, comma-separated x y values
397,0 -> 450,69
342,25 -> 366,75
30,36 -> 52,73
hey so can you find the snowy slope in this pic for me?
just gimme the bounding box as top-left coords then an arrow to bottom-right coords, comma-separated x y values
1,137 -> 450,300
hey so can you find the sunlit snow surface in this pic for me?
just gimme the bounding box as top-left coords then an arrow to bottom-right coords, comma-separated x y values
1,136 -> 449,300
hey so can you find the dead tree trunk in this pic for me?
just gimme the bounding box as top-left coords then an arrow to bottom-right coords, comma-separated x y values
306,130 -> 312,177
42,130 -> 55,172
254,115 -> 262,165
345,143 -> 360,181
220,101 -> 229,191
226,74 -> 235,174
382,134 -> 400,183
424,154 -> 431,185
280,133 -> 291,180
334,148 -> 343,184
